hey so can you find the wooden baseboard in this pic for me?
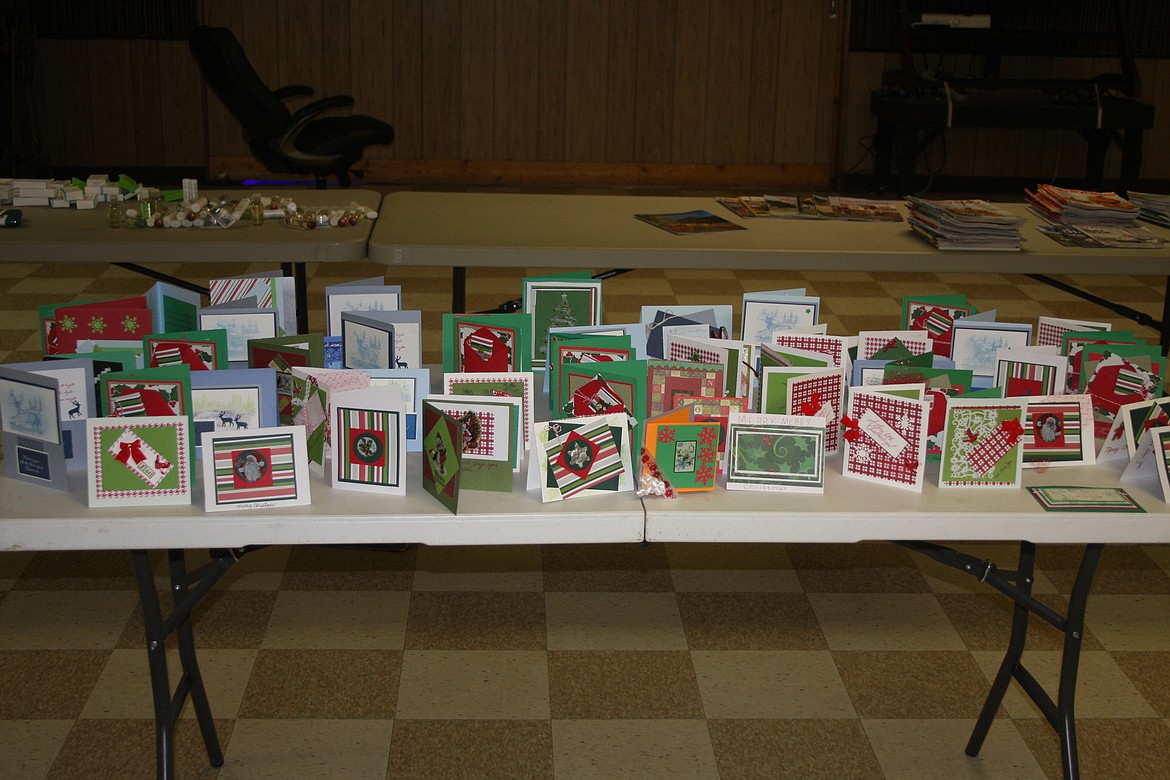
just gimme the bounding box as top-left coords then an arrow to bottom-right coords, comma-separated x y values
208,158 -> 830,190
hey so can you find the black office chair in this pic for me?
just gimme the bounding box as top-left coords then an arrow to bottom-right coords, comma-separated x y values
189,25 -> 394,188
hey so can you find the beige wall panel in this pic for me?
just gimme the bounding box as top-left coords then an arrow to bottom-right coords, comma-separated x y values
321,2 -> 353,99
201,0 -> 250,160
390,0 -> 424,160
36,41 -> 94,166
744,0 -> 781,165
632,0 -> 676,164
671,0 -> 710,163
419,0 -> 461,160
88,41 -> 137,166
564,0 -> 609,161
275,2 -> 325,92
537,0 -> 568,161
774,1 -> 825,166
495,0 -> 542,160
461,1 -> 496,160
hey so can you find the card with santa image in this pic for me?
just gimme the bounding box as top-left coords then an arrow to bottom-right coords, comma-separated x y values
840,388 -> 929,491
143,329 -> 229,371
88,416 -> 191,507
759,367 -> 846,453
1021,394 -> 1095,468
201,425 -> 311,512
938,398 -> 1027,488
527,413 -> 635,502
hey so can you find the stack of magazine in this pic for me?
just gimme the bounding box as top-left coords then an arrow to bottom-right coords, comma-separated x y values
717,195 -> 903,222
905,197 -> 1025,251
1024,184 -> 1139,227
1128,192 -> 1170,229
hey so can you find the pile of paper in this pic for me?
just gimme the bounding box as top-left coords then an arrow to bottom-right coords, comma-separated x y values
1128,191 -> 1170,229
905,197 -> 1025,251
1025,184 -> 1139,227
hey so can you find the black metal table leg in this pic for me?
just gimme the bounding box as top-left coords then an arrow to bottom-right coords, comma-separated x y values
453,266 -> 466,313
898,540 -> 1104,780
130,548 -> 248,779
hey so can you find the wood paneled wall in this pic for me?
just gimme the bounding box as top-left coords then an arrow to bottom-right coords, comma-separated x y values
30,1 -> 1170,188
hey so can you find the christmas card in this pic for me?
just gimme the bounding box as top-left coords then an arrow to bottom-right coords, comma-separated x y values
201,425 -> 310,512
740,289 -> 820,342
640,306 -> 733,358
759,367 -> 846,453
422,401 -> 464,514
342,309 -> 422,370
324,277 -> 401,337
143,329 -> 229,371
329,387 -> 408,495
1099,397 -> 1170,463
0,366 -> 69,490
2,358 -> 96,468
1021,394 -> 1095,468
209,272 -> 297,336
40,296 -> 153,356
549,333 -> 634,412
841,387 -> 929,492
368,368 -> 431,452
881,365 -> 974,460
99,365 -> 193,422
424,394 -> 520,491
938,398 -> 1027,488
198,297 -> 279,364
993,347 -> 1067,397
88,416 -> 191,507
527,413 -> 634,502
246,333 -> 325,425
289,367 -> 371,473
444,371 -> 535,448
644,413 -> 722,492
1061,330 -> 1139,392
665,335 -> 754,398
523,272 -> 603,369
1035,316 -> 1109,350
441,312 -> 531,374
901,294 -> 975,358
725,412 -> 827,493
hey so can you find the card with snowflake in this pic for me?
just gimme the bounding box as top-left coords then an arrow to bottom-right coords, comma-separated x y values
41,296 -> 153,356
645,419 -> 722,492
841,388 -> 929,492
938,398 -> 1027,488
725,412 -> 827,493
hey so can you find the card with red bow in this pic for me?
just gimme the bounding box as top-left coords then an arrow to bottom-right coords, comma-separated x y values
759,367 -> 846,454
841,388 -> 929,491
938,398 -> 1027,488
87,416 -> 191,507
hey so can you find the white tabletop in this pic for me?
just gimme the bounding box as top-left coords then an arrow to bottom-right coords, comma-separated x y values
369,191 -> 1170,275
0,460 -> 645,551
0,189 -> 382,265
645,457 -> 1170,545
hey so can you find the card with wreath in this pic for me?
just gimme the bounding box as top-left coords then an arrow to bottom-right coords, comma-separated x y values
841,388 -> 929,492
329,387 -> 408,496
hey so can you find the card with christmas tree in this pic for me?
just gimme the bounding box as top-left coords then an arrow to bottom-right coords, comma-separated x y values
523,272 -> 603,370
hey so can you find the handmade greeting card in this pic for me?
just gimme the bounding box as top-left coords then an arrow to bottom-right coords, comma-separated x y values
857,330 -> 931,361
0,367 -> 68,489
100,365 -> 192,420
143,329 -> 229,371
329,387 -> 408,496
424,394 -> 520,491
523,272 -> 603,369
343,309 -> 422,370
41,296 -> 153,355
1036,316 -> 1109,350
1082,347 -> 1164,438
938,398 -> 1027,488
665,335 -> 754,398
760,367 -> 846,453
1061,330 -> 1139,392
209,272 -> 297,336
740,289 -> 820,342
641,306 -> 733,358
3,358 -> 95,467
994,348 -> 1067,397
145,282 -> 202,334
647,360 -> 724,418
644,414 -> 722,492
901,295 -> 974,358
528,413 -> 634,502
290,367 -> 371,473
88,416 -> 191,507
676,394 -> 747,471
1100,397 -> 1170,462
324,278 -> 401,337
444,371 -> 535,447
201,425 -> 311,512
190,368 -> 278,459
442,312 -> 531,373
368,368 -> 431,452
769,333 -> 848,370
247,333 -> 325,424
421,401 -> 464,514
548,333 -> 633,411
725,412 -> 827,493
881,365 -> 974,460
841,388 -> 928,491
1021,394 -> 1095,468
950,321 -> 1033,380
199,298 -> 279,364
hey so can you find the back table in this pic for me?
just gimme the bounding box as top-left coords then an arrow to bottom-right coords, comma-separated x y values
0,189 -> 382,334
368,191 -> 1170,349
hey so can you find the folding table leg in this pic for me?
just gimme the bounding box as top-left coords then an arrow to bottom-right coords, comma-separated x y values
130,548 -> 244,780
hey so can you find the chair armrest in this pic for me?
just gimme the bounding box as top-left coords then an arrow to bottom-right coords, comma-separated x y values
272,85 -> 314,101
288,95 -> 356,123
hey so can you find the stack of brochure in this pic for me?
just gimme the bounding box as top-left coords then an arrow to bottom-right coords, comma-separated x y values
1128,191 -> 1170,229
905,197 -> 1025,251
1025,184 -> 1139,227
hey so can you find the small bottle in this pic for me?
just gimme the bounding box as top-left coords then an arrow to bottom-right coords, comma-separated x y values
251,195 -> 264,226
108,202 -> 123,228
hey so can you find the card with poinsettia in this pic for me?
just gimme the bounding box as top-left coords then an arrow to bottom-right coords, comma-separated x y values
527,413 -> 634,501
938,398 -> 1027,488
144,329 -> 229,371
725,412 -> 827,493
87,416 -> 191,507
644,417 -> 722,492
841,388 -> 929,492
329,387 -> 408,496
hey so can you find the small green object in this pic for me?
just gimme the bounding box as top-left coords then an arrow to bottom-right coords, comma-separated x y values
118,174 -> 138,192
163,189 -> 183,202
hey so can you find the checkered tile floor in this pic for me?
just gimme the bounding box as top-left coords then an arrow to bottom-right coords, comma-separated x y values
1,221 -> 1168,778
